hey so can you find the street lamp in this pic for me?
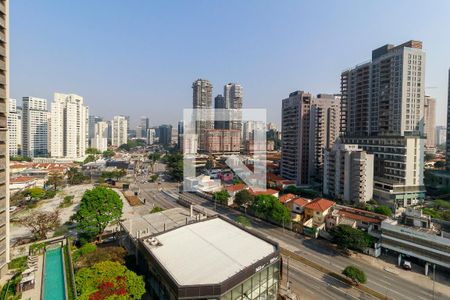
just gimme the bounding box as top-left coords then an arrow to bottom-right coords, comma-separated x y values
432,264 -> 436,300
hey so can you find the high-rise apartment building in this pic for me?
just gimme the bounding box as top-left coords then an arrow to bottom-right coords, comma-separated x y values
446,68 -> 450,170
7,99 -> 20,156
280,91 -> 340,185
88,115 -> 102,146
214,94 -> 227,130
112,116 -> 128,147
90,121 -> 108,152
177,121 -> 183,149
158,124 -> 173,146
0,0 -> 9,276
423,96 -> 436,153
323,143 -> 374,204
224,83 -> 243,132
147,128 -> 156,145
341,41 -> 426,208
436,125 -> 446,146
341,40 -> 425,137
50,93 -> 88,159
22,97 -> 48,158
192,79 -> 213,150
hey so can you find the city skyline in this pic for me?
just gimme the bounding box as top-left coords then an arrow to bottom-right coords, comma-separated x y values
9,1 -> 450,126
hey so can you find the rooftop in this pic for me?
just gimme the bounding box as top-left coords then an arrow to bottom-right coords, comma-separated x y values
249,188 -> 279,197
304,198 -> 335,212
143,217 -> 277,286
224,183 -> 247,193
120,207 -> 200,239
279,193 -> 296,204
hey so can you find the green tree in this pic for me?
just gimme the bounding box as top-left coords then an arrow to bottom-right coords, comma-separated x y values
19,209 -> 60,240
251,195 -> 290,224
149,174 -> 159,182
234,189 -> 254,207
66,167 -> 88,185
165,153 -> 183,181
86,148 -> 101,155
329,225 -> 374,251
73,187 -> 123,242
10,155 -> 32,162
432,199 -> 450,210
205,159 -> 214,170
236,216 -> 251,227
148,152 -> 161,172
83,154 -> 96,164
150,206 -> 164,213
374,205 -> 392,217
342,265 -> 367,284
75,261 -> 145,299
102,149 -> 115,159
25,187 -> 46,200
213,190 -> 230,205
281,186 -> 318,198
46,172 -> 65,190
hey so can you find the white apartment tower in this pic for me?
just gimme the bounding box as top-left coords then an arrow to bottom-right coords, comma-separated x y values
341,40 -> 425,137
281,91 -> 340,185
7,99 -> 20,156
50,93 -> 88,159
112,116 -> 128,147
0,0 -> 9,277
90,121 -> 108,152
22,97 -> 48,158
323,143 -> 374,204
340,41 -> 426,208
423,96 -> 436,153
224,83 -> 243,132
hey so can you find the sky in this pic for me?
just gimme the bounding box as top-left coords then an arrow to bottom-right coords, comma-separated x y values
9,0 -> 450,127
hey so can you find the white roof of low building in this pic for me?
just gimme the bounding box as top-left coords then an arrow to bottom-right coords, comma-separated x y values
143,218 -> 276,286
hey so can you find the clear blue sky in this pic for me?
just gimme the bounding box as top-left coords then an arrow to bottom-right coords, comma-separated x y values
10,0 -> 450,127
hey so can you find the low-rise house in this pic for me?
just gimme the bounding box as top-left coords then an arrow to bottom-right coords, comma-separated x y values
10,176 -> 37,191
302,198 -> 336,238
326,206 -> 387,238
224,183 -> 247,199
184,175 -> 222,193
249,188 -> 279,198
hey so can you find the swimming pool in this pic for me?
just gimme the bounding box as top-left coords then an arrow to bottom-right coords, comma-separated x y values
43,247 -> 67,300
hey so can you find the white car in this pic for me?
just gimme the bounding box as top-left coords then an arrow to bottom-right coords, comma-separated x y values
9,206 -> 17,212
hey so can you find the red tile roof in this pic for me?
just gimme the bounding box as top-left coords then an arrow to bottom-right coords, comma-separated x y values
304,198 -> 335,212
337,210 -> 381,224
11,176 -> 36,183
279,193 -> 296,204
292,197 -> 310,207
224,183 -> 247,193
249,188 -> 279,196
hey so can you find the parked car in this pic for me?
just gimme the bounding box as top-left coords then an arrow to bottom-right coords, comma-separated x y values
9,206 -> 17,213
403,261 -> 412,270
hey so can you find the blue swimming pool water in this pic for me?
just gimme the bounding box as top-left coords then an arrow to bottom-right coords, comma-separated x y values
43,247 -> 66,300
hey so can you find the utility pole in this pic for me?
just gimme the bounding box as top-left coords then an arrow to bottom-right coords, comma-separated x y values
432,264 -> 436,300
286,256 -> 290,291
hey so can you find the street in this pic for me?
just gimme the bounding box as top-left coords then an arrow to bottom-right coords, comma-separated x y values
138,188 -> 450,300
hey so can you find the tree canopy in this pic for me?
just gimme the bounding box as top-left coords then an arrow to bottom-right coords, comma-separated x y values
86,148 -> 102,155
234,189 -> 254,207
330,224 -> 374,251
19,209 -> 60,240
46,172 -> 65,190
165,152 -> 183,181
75,261 -> 145,300
73,187 -> 123,242
342,265 -> 367,284
251,195 -> 290,224
66,167 -> 88,185
374,205 -> 392,217
213,190 -> 230,205
102,149 -> 115,159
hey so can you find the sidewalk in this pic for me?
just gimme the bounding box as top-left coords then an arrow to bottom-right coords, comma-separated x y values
352,251 -> 450,297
